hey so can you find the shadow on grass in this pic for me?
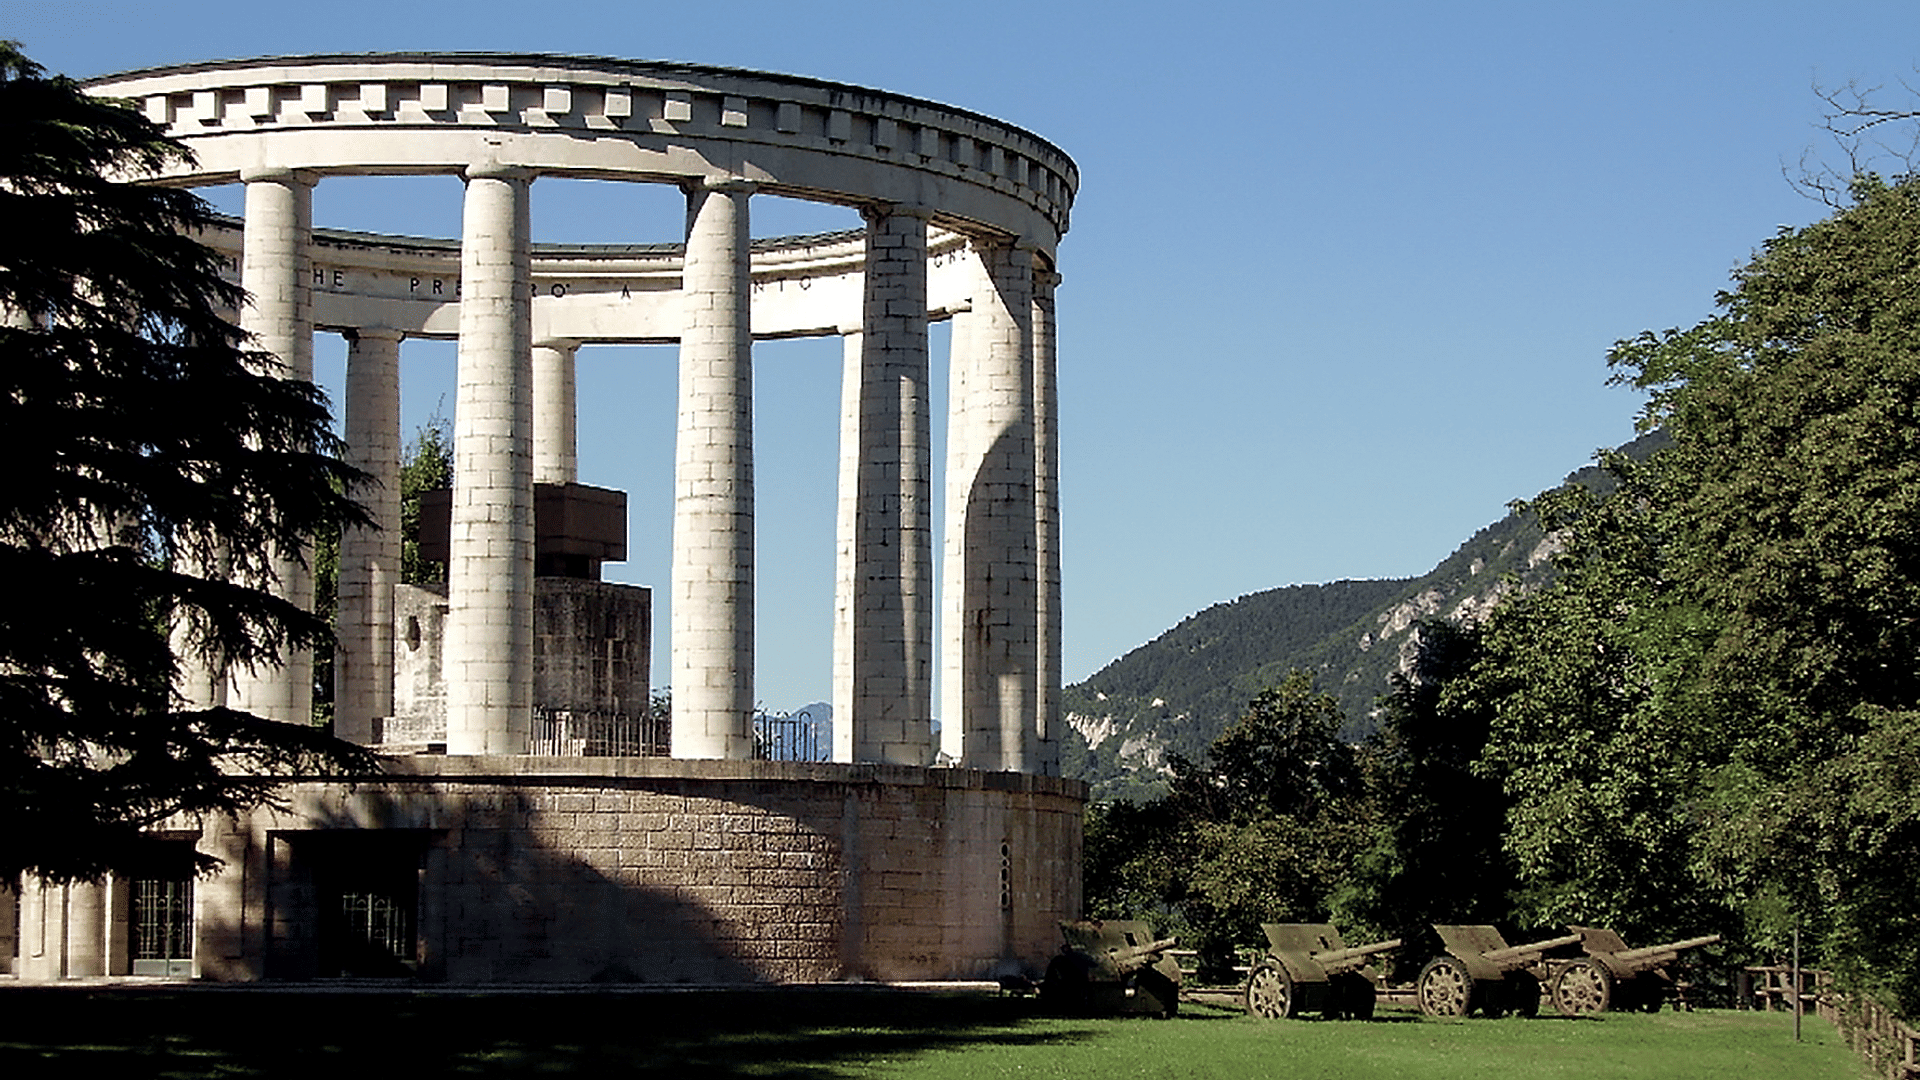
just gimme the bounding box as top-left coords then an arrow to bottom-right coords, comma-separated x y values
1177,994 -> 1429,1024
0,986 -> 1101,1080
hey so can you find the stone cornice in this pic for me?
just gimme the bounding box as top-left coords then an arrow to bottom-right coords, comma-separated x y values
85,53 -> 1076,248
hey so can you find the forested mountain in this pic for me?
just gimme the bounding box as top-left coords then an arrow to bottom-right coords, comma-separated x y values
1062,431 -> 1665,801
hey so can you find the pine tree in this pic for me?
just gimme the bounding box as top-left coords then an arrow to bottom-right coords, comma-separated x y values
0,43 -> 373,882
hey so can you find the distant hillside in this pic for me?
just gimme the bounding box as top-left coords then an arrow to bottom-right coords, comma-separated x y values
1062,431 -> 1666,802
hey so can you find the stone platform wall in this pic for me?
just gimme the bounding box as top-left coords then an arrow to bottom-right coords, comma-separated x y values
182,758 -> 1083,984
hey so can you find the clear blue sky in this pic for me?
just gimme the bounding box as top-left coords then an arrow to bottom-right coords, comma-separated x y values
15,1 -> 1920,712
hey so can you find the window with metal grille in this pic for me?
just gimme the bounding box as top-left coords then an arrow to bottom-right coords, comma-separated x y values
130,876 -> 193,966
338,887 -> 413,963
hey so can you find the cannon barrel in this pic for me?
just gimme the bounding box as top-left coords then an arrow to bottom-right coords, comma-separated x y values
1309,938 -> 1402,972
1105,938 -> 1179,974
1483,933 -> 1582,965
1612,934 -> 1721,964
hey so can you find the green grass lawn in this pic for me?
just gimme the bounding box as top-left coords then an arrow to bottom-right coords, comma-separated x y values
0,987 -> 1866,1079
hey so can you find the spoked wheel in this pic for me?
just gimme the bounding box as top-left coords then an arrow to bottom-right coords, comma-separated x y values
1418,956 -> 1475,1018
1245,962 -> 1297,1019
1551,959 -> 1613,1016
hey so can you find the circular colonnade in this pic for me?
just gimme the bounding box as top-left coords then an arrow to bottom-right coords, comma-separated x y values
88,54 -> 1077,774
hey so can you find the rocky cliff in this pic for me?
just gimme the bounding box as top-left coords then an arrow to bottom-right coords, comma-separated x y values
1061,432 -> 1664,801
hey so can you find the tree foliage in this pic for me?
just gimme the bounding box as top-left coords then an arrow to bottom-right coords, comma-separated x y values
1332,621 -> 1513,972
400,416 -> 451,586
1452,175 -> 1920,1011
1083,671 -> 1368,971
0,44 -> 373,882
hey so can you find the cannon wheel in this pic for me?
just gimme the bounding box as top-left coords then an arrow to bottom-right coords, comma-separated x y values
1418,956 -> 1475,1018
1335,972 -> 1376,1020
1551,959 -> 1613,1016
1246,962 -> 1297,1019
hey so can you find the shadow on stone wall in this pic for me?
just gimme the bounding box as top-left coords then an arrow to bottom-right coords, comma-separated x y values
248,780 -> 783,985
178,759 -> 1080,986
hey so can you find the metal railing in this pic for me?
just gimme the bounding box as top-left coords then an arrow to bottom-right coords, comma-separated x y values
754,706 -> 827,762
529,706 -> 669,758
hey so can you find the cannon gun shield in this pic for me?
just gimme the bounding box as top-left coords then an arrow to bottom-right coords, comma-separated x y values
1244,923 -> 1398,1020
1553,927 -> 1721,1015
1043,919 -> 1182,1018
1422,925 -> 1582,1018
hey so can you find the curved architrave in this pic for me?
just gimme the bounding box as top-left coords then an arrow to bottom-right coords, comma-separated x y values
193,218 -> 978,342
85,54 -> 1075,254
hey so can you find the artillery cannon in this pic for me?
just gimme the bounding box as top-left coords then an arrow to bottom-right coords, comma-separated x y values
1243,923 -> 1400,1020
1041,919 -> 1182,1017
1418,925 -> 1583,1018
1550,927 -> 1721,1015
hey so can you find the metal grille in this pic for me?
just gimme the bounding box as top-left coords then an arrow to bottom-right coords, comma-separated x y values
754,706 -> 827,762
130,877 -> 193,961
530,706 -> 669,757
340,889 -> 413,962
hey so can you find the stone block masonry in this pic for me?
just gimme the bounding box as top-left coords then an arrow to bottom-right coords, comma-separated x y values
192,759 -> 1084,984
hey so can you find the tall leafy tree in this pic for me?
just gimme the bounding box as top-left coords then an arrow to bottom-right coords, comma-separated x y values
1464,174 -> 1920,1010
1335,621 -> 1514,970
1463,466 -> 1720,940
0,44 -> 373,882
1616,174 -> 1920,1008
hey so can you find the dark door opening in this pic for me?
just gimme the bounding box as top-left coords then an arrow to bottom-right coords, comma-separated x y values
305,833 -> 424,977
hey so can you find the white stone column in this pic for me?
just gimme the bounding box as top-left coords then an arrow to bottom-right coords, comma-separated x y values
445,164 -> 535,756
1033,268 -> 1062,777
532,339 -> 580,485
943,238 -> 1037,772
103,876 -> 129,977
671,178 -> 756,760
230,167 -> 315,725
17,879 -> 59,980
835,205 -> 933,765
938,286 -> 975,765
831,329 -> 860,758
64,880 -> 106,977
335,327 -> 404,745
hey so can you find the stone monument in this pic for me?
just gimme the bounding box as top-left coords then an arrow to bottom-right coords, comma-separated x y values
4,53 -> 1080,985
